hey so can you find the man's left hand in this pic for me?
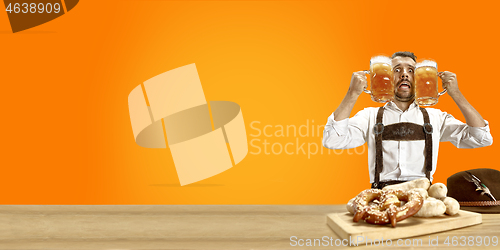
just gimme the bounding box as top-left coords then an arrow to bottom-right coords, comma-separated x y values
438,71 -> 460,97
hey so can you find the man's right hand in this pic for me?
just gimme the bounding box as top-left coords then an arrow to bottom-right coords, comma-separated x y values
348,71 -> 368,96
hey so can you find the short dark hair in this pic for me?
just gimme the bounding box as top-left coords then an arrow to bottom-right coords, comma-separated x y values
391,51 -> 417,62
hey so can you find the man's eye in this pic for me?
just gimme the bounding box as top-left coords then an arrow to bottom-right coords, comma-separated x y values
394,68 -> 400,72
409,69 -> 413,73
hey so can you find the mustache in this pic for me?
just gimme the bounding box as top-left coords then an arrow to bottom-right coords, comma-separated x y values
397,79 -> 411,86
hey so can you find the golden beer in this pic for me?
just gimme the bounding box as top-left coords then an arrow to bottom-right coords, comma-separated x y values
415,60 -> 444,106
366,56 -> 394,103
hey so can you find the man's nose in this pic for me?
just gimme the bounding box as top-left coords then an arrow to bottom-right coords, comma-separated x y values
401,70 -> 410,79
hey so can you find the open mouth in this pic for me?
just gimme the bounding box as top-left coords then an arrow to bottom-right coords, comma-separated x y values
398,81 -> 411,90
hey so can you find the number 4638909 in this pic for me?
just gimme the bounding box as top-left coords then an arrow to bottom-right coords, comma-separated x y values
5,3 -> 62,14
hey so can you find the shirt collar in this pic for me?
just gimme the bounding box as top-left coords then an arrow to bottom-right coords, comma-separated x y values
384,101 -> 419,113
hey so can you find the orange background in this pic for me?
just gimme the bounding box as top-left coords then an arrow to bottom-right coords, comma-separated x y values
1,0 -> 498,204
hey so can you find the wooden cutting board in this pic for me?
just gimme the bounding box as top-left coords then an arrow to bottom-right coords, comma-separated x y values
327,210 -> 481,245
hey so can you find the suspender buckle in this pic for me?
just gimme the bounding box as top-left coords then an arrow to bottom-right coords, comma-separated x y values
374,123 -> 384,135
423,123 -> 433,134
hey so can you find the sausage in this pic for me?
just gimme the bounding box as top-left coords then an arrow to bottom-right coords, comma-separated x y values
382,178 -> 430,192
441,197 -> 460,215
414,197 -> 446,217
428,183 -> 448,199
412,188 -> 429,200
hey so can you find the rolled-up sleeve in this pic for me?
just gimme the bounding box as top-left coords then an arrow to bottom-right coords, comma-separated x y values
322,109 -> 370,149
439,113 -> 493,148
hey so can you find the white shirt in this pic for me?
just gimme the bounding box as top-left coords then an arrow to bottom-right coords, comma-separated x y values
322,101 -> 493,183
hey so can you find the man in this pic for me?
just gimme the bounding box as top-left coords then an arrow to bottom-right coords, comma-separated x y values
322,51 -> 493,189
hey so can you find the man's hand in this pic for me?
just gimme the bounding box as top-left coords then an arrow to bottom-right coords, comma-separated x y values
438,71 -> 486,127
439,71 -> 460,97
348,71 -> 368,97
332,71 -> 367,121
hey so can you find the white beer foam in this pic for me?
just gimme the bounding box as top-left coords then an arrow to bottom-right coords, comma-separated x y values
416,60 -> 438,70
370,56 -> 392,66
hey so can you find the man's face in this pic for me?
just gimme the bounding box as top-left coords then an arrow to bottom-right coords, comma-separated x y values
392,56 -> 416,102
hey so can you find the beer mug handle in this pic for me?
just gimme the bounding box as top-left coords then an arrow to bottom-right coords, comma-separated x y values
437,72 -> 447,96
363,70 -> 371,94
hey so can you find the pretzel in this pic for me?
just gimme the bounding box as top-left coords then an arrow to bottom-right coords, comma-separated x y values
352,189 -> 424,227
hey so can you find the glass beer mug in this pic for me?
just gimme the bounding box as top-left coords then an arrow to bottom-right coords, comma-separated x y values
415,60 -> 446,106
363,56 -> 394,103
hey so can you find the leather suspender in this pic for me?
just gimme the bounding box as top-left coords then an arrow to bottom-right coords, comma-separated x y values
421,107 -> 433,180
373,107 -> 385,188
373,107 -> 433,188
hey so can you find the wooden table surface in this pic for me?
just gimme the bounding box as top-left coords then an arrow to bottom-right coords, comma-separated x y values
0,205 -> 498,249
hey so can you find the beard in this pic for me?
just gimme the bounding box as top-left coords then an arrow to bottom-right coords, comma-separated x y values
394,79 -> 415,102
395,92 -> 414,102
